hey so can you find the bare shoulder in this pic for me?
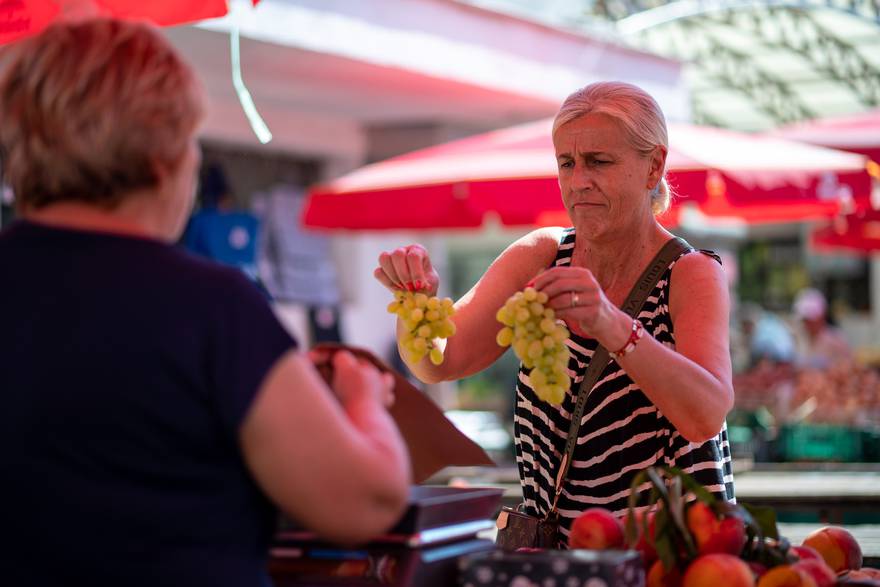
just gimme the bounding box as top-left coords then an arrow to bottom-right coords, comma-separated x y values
505,227 -> 565,258
668,249 -> 728,318
670,249 -> 725,285
477,227 -> 565,292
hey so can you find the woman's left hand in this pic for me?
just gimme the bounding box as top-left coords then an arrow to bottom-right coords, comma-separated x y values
531,266 -> 625,345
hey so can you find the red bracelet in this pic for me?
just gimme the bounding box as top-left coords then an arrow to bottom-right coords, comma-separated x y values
612,319 -> 644,359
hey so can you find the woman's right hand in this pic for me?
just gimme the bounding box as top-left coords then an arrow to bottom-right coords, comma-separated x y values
374,244 -> 440,296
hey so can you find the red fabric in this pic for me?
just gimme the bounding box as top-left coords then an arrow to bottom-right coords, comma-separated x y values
811,209 -> 880,255
304,119 -> 871,231
772,110 -> 880,163
669,168 -> 869,222
0,0 -> 228,45
100,0 -> 227,27
0,1 -> 60,45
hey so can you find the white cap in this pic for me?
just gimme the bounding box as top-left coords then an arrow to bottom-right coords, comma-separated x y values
794,288 -> 827,320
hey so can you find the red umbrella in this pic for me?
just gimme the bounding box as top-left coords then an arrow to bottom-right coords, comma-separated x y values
811,209 -> 880,255
770,110 -> 880,256
0,1 -> 273,143
772,109 -> 880,164
0,0 -> 230,45
304,118 -> 872,231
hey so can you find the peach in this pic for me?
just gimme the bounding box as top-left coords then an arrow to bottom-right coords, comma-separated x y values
802,526 -> 863,573
624,509 -> 659,567
845,568 -> 880,581
569,507 -> 625,550
686,502 -> 747,556
648,559 -> 683,587
747,562 -> 769,580
757,565 -> 817,587
789,545 -> 822,562
792,559 -> 837,587
683,553 -> 755,587
687,502 -> 717,545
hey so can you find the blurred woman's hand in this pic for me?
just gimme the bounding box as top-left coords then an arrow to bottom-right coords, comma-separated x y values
374,244 -> 439,296
329,351 -> 395,409
241,349 -> 411,544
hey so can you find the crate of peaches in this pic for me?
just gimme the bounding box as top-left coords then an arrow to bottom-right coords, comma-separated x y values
567,467 -> 878,587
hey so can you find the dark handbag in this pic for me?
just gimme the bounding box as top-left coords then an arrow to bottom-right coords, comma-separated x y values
495,237 -> 690,551
495,505 -> 559,550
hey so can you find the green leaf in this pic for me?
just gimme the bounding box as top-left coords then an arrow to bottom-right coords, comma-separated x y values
625,508 -> 639,547
653,508 -> 677,571
646,467 -> 671,505
666,476 -> 697,558
742,503 -> 779,540
627,470 -> 650,508
641,507 -> 653,548
666,466 -> 717,505
626,470 -> 651,545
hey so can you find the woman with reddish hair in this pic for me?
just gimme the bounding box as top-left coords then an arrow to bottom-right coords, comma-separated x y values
0,19 -> 409,587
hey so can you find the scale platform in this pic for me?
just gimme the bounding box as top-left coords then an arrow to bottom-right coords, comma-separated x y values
270,486 -> 503,586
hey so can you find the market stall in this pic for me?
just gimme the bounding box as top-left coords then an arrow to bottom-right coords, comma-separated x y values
268,465 -> 880,586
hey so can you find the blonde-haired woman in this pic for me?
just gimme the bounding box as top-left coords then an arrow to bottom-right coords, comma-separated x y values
0,19 -> 409,586
375,81 -> 734,546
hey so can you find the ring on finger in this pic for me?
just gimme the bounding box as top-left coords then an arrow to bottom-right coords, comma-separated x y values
571,292 -> 579,308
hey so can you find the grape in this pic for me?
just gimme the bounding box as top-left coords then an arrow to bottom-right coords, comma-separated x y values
429,347 -> 444,366
496,327 -> 514,347
387,290 -> 456,365
495,286 -> 571,405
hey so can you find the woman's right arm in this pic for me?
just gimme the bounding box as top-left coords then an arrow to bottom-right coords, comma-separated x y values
239,349 -> 411,545
374,227 -> 563,383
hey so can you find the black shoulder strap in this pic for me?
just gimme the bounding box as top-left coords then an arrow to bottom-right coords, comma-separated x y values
546,237 -> 691,517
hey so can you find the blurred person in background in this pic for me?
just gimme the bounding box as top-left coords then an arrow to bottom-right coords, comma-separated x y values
374,81 -> 734,546
0,19 -> 409,587
793,287 -> 853,369
738,302 -> 796,368
730,302 -> 797,428
182,162 -> 263,288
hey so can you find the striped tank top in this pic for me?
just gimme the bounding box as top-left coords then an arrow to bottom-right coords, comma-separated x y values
513,228 -> 735,546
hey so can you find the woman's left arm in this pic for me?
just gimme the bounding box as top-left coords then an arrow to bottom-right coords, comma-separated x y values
614,252 -> 734,442
536,252 -> 733,443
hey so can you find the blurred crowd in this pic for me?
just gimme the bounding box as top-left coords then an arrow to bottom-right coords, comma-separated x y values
732,287 -> 880,428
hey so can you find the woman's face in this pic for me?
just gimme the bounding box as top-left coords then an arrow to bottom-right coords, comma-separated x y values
553,112 -> 663,238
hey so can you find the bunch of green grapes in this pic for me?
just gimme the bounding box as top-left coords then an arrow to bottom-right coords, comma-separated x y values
495,287 -> 571,404
387,290 -> 456,365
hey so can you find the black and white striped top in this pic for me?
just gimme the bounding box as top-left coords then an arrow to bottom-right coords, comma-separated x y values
513,228 -> 735,546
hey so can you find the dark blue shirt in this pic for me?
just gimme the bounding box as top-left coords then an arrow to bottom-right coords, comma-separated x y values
0,221 -> 296,586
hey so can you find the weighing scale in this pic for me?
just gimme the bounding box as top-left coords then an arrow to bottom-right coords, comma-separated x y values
269,486 -> 503,587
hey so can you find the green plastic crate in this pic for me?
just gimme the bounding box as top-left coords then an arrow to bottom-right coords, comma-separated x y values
778,424 -> 863,462
861,429 -> 880,462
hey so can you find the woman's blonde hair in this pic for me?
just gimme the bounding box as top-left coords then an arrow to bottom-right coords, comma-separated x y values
552,81 -> 672,214
0,18 -> 204,211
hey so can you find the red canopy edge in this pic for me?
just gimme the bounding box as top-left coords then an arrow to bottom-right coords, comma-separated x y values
810,210 -> 880,255
304,177 -> 563,230
0,1 -> 228,45
304,167 -> 872,230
